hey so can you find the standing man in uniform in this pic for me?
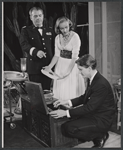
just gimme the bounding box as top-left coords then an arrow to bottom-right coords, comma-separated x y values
20,6 -> 54,90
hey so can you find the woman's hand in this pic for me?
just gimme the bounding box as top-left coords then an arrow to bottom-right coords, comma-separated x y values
53,99 -> 69,108
43,66 -> 53,74
49,109 -> 67,119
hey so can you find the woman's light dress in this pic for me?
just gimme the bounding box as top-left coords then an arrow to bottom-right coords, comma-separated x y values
53,31 -> 85,100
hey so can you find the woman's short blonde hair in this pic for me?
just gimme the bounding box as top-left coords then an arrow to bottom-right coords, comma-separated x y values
55,16 -> 73,34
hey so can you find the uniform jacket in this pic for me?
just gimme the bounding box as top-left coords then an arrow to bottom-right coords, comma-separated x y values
20,25 -> 54,74
69,72 -> 116,131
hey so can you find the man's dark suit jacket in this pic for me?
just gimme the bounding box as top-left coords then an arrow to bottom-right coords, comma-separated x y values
69,72 -> 115,132
20,25 -> 54,74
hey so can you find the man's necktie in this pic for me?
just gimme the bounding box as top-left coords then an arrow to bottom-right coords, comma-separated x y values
86,78 -> 90,94
36,27 -> 43,36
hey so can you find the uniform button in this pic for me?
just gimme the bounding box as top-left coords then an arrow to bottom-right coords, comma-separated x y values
42,38 -> 44,40
44,47 -> 46,49
43,43 -> 45,45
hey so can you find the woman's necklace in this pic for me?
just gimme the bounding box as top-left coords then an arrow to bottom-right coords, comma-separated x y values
63,32 -> 71,42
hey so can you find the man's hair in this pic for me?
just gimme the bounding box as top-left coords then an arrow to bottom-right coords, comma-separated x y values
29,7 -> 43,16
75,54 -> 97,70
55,16 -> 73,34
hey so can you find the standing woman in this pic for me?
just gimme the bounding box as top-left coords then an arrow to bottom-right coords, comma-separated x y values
44,16 -> 85,100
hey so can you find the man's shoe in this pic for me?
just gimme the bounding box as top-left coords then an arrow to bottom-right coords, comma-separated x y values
78,139 -> 86,144
92,133 -> 109,148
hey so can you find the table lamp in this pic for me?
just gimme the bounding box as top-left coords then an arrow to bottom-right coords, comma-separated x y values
20,58 -> 26,77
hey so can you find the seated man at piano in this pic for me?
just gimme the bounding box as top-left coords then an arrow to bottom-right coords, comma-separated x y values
49,54 -> 116,148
